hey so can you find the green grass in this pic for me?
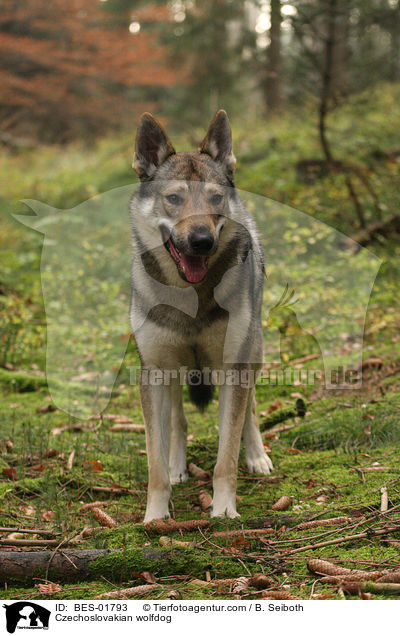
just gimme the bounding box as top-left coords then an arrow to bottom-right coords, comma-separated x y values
1,82 -> 400,600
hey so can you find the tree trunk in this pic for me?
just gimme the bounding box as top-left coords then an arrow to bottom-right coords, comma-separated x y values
331,0 -> 349,98
319,0 -> 336,166
265,0 -> 282,112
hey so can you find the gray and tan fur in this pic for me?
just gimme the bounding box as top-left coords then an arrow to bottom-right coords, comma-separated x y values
130,110 -> 272,522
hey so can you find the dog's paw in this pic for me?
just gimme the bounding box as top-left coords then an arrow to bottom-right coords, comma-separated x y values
144,493 -> 171,523
211,496 -> 240,519
246,453 -> 273,475
170,470 -> 188,485
144,510 -> 170,523
211,505 -> 240,519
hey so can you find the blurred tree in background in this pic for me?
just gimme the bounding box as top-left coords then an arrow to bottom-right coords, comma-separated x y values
0,0 -> 179,142
0,0 -> 399,142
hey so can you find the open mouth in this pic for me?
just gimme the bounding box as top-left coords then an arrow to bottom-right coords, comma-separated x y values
162,231 -> 209,284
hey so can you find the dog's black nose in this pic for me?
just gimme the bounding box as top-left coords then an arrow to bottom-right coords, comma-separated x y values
189,226 -> 215,254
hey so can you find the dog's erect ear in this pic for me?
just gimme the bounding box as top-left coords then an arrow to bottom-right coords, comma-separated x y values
199,110 -> 236,176
133,113 -> 175,180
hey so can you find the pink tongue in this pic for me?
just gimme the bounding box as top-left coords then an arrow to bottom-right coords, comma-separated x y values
180,254 -> 207,283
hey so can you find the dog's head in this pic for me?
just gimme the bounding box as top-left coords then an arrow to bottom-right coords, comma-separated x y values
132,110 -> 236,284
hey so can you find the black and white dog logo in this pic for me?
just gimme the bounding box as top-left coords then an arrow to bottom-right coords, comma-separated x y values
3,602 -> 50,634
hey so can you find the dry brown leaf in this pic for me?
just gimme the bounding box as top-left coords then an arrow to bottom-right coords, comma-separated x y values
84,460 -> 103,472
36,404 -> 57,414
41,510 -> 55,522
230,536 -> 250,551
267,399 -> 283,414
361,592 -> 372,600
19,504 -> 35,516
140,571 -> 156,584
3,467 -> 17,480
32,464 -> 46,472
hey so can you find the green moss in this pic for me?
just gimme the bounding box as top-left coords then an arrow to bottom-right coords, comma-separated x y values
89,546 -> 246,582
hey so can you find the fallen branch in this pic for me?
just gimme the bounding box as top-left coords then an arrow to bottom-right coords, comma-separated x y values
351,215 -> 400,246
80,501 -> 116,512
0,549 -> 117,583
0,538 -> 76,548
343,581 -> 400,596
212,528 -> 274,539
0,527 -> 61,537
296,517 -> 352,530
144,518 -> 210,534
89,485 -> 142,495
287,525 -> 399,554
289,354 -> 319,366
110,424 -> 145,433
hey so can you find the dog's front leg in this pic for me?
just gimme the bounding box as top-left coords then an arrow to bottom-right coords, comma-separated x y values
169,381 -> 188,484
211,383 -> 248,518
140,380 -> 172,522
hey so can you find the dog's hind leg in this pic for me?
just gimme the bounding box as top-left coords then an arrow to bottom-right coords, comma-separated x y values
243,389 -> 273,475
169,381 -> 188,484
140,381 -> 172,522
211,382 -> 248,518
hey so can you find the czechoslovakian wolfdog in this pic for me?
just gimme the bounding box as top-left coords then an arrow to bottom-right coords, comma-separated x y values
130,110 -> 273,522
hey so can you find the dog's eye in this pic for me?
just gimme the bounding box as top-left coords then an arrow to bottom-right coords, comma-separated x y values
166,194 -> 182,205
210,193 -> 223,206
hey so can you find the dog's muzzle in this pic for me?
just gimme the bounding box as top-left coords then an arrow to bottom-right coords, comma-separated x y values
160,224 -> 215,284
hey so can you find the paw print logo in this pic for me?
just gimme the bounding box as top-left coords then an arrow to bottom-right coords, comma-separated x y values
187,370 -> 202,386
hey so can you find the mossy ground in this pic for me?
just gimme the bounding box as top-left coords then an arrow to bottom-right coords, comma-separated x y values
1,84 -> 400,601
